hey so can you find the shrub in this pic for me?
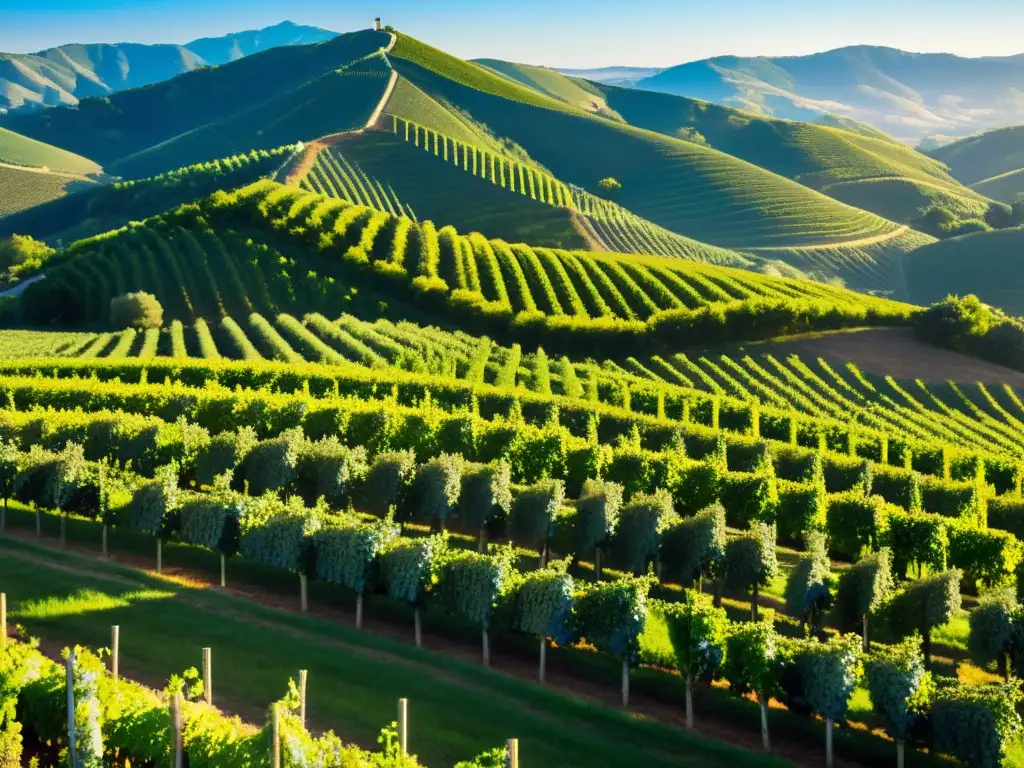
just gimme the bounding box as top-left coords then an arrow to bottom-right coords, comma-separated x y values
435,549 -> 516,629
968,590 -> 1019,680
662,591 -> 728,728
780,633 -> 861,726
381,534 -> 447,606
360,450 -> 416,517
194,427 -> 258,487
241,429 -> 303,496
313,515 -> 398,594
457,461 -> 513,534
609,488 -> 677,575
295,438 -> 368,508
885,508 -> 947,579
573,478 -> 623,561
931,680 -> 1023,768
784,531 -> 831,636
724,522 -> 778,620
719,471 -> 776,528
122,463 -> 180,537
947,521 -> 1023,591
825,492 -> 887,560
833,548 -> 893,650
509,561 -> 574,644
411,453 -> 465,529
884,570 -> 961,667
660,502 -> 726,585
574,574 -> 654,664
110,291 -> 163,330
509,479 -> 565,548
178,488 -> 241,555
863,635 -> 932,754
775,478 -> 825,545
239,494 -> 320,573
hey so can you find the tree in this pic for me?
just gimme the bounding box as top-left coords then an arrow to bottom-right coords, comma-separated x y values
458,461 -> 512,551
110,291 -> 164,330
781,634 -> 862,768
435,548 -> 516,666
784,531 -> 832,638
661,502 -> 726,600
863,635 -> 932,768
834,548 -> 893,651
915,294 -> 993,353
609,489 -> 677,575
381,533 -> 447,646
313,515 -> 398,628
509,559 -> 574,683
724,522 -> 778,621
662,591 -> 728,729
573,479 -> 623,579
932,680 -> 1023,768
574,574 -> 655,706
884,569 -> 961,668
724,620 -> 779,751
968,590 -> 1021,681
597,177 -> 622,196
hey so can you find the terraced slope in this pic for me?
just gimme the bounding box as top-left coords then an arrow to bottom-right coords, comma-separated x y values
3,30 -> 391,176
0,145 -> 297,243
903,228 -> 1024,315
930,125 -> 1024,186
0,127 -> 100,175
23,181 -> 915,344
0,165 -> 96,218
388,36 -> 928,293
473,60 -> 623,120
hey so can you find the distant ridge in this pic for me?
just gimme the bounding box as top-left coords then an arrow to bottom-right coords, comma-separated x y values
0,20 -> 338,114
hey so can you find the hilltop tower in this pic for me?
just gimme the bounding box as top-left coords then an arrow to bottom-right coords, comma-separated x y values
374,17 -> 382,32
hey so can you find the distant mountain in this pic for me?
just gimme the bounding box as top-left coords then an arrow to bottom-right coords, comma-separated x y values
551,65 -> 663,87
929,125 -> 1024,203
633,45 -> 1024,143
0,20 -> 338,114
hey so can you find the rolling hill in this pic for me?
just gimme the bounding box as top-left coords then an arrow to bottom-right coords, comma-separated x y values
929,125 -> 1024,203
903,227 -> 1024,314
634,45 -> 1024,144
0,126 -> 101,217
1,29 -> 390,175
387,35 -> 932,294
0,21 -> 337,114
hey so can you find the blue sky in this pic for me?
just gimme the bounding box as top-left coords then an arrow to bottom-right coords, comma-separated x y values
4,0 -> 1023,67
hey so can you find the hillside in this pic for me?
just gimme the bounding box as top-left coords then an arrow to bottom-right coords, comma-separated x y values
635,45 -> 1024,144
0,126 -> 101,217
929,125 -> 1024,205
1,30 -> 390,175
0,21 -> 337,114
903,227 -> 1024,314
389,35 -> 929,294
0,125 -> 100,174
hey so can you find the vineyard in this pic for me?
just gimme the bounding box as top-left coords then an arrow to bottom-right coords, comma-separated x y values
0,126 -> 101,176
0,165 -> 97,218
21,181 -> 915,352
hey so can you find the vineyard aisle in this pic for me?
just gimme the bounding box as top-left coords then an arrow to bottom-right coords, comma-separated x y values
0,537 -> 798,768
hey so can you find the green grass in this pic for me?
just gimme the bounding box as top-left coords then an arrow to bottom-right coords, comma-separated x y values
0,165 -> 97,218
823,177 -> 993,223
904,227 -> 1024,314
384,77 -> 507,153
0,126 -> 101,175
301,131 -> 586,248
972,167 -> 1024,204
930,125 -> 1024,186
0,536 -> 792,768
474,60 -> 622,120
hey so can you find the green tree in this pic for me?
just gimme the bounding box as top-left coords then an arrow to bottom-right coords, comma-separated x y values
884,569 -> 961,668
109,291 -> 164,330
724,522 -> 778,621
863,635 -> 933,768
833,548 -> 893,651
597,177 -> 622,196
784,531 -> 832,638
662,591 -> 728,729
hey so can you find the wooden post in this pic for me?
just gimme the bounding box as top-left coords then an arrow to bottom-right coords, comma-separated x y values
685,674 -> 693,729
111,625 -> 119,682
157,539 -> 162,573
299,574 -> 308,613
505,738 -> 519,768
751,582 -> 759,622
35,507 -> 41,537
67,651 -> 79,768
299,670 -> 308,729
825,717 -> 833,768
759,691 -> 770,751
202,647 -> 212,705
862,614 -> 869,652
482,627 -> 490,667
60,513 -> 66,546
398,698 -> 408,755
621,658 -> 630,708
220,554 -> 226,588
478,529 -> 486,554
102,524 -> 108,557
1,498 -> 6,535
0,593 -> 6,651
356,593 -> 364,629
594,547 -> 602,581
171,690 -> 183,768
414,607 -> 422,648
539,637 -> 547,684
272,703 -> 281,768
897,739 -> 905,768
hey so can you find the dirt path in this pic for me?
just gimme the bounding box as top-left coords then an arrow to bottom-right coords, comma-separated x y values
569,211 -> 610,251
3,529 -> 877,768
0,160 -> 94,182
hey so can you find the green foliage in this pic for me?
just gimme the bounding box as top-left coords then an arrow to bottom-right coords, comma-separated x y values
863,635 -> 932,741
195,427 -> 258,487
295,437 -> 368,508
242,429 -> 303,496
0,234 -> 55,288
719,470 -> 777,528
411,453 -> 464,528
723,620 -> 780,698
572,478 -> 623,555
110,292 -> 164,330
360,450 -> 416,517
885,570 -> 962,642
931,680 -> 1024,768
781,633 -> 861,722
885,509 -> 947,579
122,463 -> 180,537
967,590 -> 1019,672
313,514 -> 398,593
510,560 -> 574,643
784,531 -> 832,631
457,461 -> 512,531
574,574 -> 655,663
435,548 -> 515,628
825,492 -> 887,560
238,493 -> 321,573
609,488 -> 677,574
380,534 -> 447,606
660,502 -> 726,584
947,521 -> 1023,589
661,591 -> 728,681
178,488 -> 241,555
833,548 -> 893,631
774,478 -> 825,545
509,479 -> 564,544
724,522 -> 778,593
